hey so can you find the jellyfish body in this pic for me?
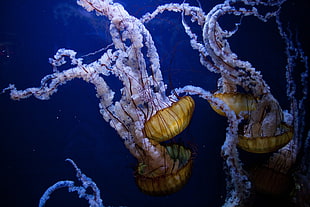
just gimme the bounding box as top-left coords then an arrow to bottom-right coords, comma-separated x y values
248,140 -> 297,197
136,97 -> 195,195
209,92 -> 293,153
135,144 -> 192,196
238,123 -> 293,153
249,166 -> 293,195
209,92 -> 257,117
144,96 -> 195,142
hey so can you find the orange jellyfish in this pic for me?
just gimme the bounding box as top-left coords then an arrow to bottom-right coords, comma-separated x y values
135,144 -> 193,196
3,0 -> 197,197
248,140 -> 297,199
209,92 -> 293,153
238,123 -> 293,153
135,96 -> 195,195
144,96 -> 195,142
209,92 -> 257,117
249,165 -> 293,196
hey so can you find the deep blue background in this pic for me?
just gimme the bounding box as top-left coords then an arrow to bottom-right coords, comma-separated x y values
0,0 -> 309,206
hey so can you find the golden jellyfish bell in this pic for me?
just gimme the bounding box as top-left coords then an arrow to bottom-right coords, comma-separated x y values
135,144 -> 192,196
249,166 -> 293,196
209,92 -> 257,117
238,123 -> 293,153
144,96 -> 195,142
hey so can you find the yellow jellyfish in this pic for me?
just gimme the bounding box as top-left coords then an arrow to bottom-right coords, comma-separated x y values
135,144 -> 193,196
238,123 -> 293,153
135,96 -> 194,195
209,92 -> 293,153
209,92 -> 257,117
144,96 -> 195,142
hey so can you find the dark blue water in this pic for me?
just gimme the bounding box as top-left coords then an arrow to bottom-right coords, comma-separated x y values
0,0 -> 309,206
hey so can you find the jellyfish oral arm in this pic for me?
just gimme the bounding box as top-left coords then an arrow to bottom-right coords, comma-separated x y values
39,159 -> 103,207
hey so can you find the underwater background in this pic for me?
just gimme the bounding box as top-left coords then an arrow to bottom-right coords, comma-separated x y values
0,0 -> 309,206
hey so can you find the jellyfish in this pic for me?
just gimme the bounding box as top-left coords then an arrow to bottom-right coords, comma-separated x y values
177,0 -> 307,204
141,0 -> 294,155
140,0 -> 307,205
245,11 -> 310,204
144,96 -> 195,142
200,1 -> 294,154
1,0 -> 309,206
2,0 -> 196,196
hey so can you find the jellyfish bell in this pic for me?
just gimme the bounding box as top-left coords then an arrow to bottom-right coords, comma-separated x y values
143,96 -> 195,142
249,165 -> 293,196
237,93 -> 294,154
247,140 -> 298,199
238,123 -> 293,153
208,92 -> 257,118
135,144 -> 193,196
